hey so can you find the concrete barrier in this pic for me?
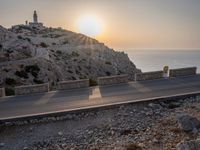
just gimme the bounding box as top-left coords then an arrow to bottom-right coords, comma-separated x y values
98,74 -> 129,86
0,88 -> 5,97
57,79 -> 89,90
136,71 -> 164,81
15,83 -> 49,95
169,67 -> 197,77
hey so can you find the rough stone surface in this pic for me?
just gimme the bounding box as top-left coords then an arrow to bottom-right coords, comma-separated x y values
0,96 -> 200,150
15,83 -> 49,95
178,115 -> 200,133
98,74 -> 129,86
176,140 -> 200,150
169,67 -> 197,77
57,79 -> 89,90
135,71 -> 164,81
0,88 -> 5,97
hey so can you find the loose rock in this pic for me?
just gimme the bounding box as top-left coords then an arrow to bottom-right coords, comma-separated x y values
178,115 -> 200,133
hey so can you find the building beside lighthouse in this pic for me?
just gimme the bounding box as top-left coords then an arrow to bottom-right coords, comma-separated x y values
29,10 -> 43,28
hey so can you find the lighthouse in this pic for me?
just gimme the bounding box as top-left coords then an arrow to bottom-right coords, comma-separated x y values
29,10 -> 44,28
33,10 -> 38,23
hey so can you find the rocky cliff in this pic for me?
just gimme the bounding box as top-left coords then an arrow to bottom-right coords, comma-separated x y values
0,25 -> 140,88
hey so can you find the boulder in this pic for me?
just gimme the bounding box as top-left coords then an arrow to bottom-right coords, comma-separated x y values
177,115 -> 200,133
176,140 -> 200,150
148,103 -> 162,110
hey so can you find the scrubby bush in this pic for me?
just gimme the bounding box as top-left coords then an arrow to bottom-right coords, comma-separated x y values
33,79 -> 44,84
71,51 -> 79,57
15,70 -> 29,79
71,76 -> 76,80
106,71 -> 111,76
17,35 -> 23,39
25,65 -> 40,78
89,79 -> 98,86
56,50 -> 62,55
3,68 -> 8,72
5,88 -> 15,96
68,70 -> 73,74
26,38 -> 31,42
62,40 -> 69,45
40,42 -> 48,48
105,61 -> 112,65
5,78 -> 17,85
25,65 -> 40,73
126,144 -> 141,150
79,76 -> 87,79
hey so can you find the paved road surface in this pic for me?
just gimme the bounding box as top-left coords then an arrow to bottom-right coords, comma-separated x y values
0,75 -> 200,120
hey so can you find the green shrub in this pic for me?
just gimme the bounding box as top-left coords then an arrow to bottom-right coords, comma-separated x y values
3,68 -> 8,72
31,72 -> 39,78
105,61 -> 112,65
126,144 -> 141,150
5,78 -> 17,85
26,38 -> 31,42
25,65 -> 40,72
56,50 -> 62,55
71,51 -> 79,57
40,42 -> 48,48
17,35 -> 23,39
106,71 -> 111,76
71,76 -> 76,80
15,70 -> 29,79
33,79 -> 44,84
25,65 -> 40,78
62,40 -> 69,45
80,76 -> 87,79
68,70 -> 73,74
89,79 -> 98,86
5,88 -> 15,96
167,102 -> 181,109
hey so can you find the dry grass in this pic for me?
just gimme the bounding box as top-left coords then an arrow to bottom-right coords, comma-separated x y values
126,143 -> 142,150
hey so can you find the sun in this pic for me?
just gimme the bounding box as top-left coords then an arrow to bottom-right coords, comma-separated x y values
77,15 -> 103,37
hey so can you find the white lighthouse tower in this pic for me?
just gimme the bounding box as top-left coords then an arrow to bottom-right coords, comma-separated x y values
29,10 -> 43,28
33,10 -> 38,23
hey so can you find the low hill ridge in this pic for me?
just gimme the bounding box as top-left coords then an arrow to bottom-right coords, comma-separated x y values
0,25 -> 140,87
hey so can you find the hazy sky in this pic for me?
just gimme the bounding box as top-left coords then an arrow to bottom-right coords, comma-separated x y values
0,0 -> 200,50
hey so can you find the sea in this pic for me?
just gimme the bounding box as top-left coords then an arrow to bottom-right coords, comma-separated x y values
126,50 -> 200,73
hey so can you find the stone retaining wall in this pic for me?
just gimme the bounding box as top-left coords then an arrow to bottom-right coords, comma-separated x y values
57,79 -> 89,90
98,75 -> 129,86
0,88 -> 5,97
136,71 -> 164,81
169,67 -> 197,77
15,83 -> 49,95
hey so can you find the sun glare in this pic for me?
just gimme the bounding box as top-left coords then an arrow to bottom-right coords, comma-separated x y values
77,15 -> 103,37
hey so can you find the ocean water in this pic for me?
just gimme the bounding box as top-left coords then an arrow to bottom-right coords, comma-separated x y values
127,50 -> 200,73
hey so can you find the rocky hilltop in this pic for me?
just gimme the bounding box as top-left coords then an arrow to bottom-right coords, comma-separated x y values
0,25 -> 140,89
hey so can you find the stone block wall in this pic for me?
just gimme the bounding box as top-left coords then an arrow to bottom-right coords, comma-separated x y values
0,88 -> 5,97
169,67 -> 197,77
57,79 -> 89,90
136,71 -> 164,81
15,83 -> 49,95
98,75 -> 129,86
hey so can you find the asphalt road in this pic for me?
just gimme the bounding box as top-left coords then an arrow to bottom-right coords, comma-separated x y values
0,75 -> 200,120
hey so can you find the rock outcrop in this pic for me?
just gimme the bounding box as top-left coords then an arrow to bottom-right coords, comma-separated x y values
176,140 -> 200,150
177,115 -> 200,133
0,25 -> 140,88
